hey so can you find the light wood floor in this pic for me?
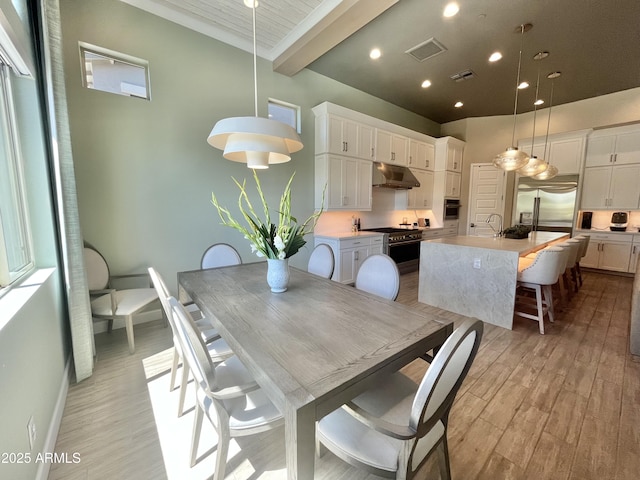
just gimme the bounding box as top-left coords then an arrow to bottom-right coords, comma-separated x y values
49,270 -> 639,479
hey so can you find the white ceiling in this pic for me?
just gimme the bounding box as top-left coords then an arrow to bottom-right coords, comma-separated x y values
120,0 -> 640,124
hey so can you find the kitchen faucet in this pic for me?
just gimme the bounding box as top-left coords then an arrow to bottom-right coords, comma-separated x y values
486,213 -> 503,237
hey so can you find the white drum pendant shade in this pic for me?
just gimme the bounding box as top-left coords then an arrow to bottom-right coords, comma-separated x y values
493,147 -> 529,171
208,116 -> 303,169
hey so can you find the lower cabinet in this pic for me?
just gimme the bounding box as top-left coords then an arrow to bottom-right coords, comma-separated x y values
581,233 -> 632,272
314,234 -> 385,284
630,236 -> 640,273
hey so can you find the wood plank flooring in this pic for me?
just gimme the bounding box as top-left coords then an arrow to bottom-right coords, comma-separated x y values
49,269 -> 639,479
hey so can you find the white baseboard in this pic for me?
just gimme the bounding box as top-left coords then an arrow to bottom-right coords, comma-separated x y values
35,355 -> 71,480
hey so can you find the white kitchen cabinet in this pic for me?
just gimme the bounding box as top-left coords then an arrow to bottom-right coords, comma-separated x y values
376,129 -> 409,166
408,139 -> 435,170
444,171 -> 462,198
581,164 -> 640,209
518,130 -> 588,175
358,124 -> 375,160
630,236 -> 640,273
435,137 -> 465,172
314,234 -> 385,284
407,169 -> 434,209
585,124 -> 640,167
580,233 -> 632,272
316,114 -> 375,159
315,154 -> 372,211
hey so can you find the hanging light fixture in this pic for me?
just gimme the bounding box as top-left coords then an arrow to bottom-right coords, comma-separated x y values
517,52 -> 549,177
207,1 -> 303,169
532,72 -> 561,180
493,24 -> 532,171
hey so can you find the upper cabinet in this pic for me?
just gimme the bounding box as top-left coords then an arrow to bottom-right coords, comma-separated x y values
408,139 -> 435,170
375,129 -> 409,166
585,124 -> 640,167
518,130 -> 589,174
435,137 -> 465,172
316,114 -> 375,160
315,154 -> 372,211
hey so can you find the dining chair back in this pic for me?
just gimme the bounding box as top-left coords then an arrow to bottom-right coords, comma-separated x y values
307,243 -> 335,279
201,243 -> 242,269
316,318 -> 483,480
84,246 -> 160,354
168,297 -> 283,478
354,253 -> 400,300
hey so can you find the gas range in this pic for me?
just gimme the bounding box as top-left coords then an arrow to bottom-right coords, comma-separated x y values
361,227 -> 422,244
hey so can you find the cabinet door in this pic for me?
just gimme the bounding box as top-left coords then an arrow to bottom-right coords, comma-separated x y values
375,129 -> 393,163
391,134 -> 409,165
327,116 -> 345,154
327,156 -> 345,208
339,246 -> 368,284
342,158 -> 359,209
417,170 -> 434,208
614,130 -> 640,165
445,171 -> 461,198
342,119 -> 358,156
549,137 -> 583,174
424,143 -> 435,170
358,124 -> 375,160
447,143 -> 464,172
581,166 -> 611,209
599,242 -> 632,272
585,135 -> 616,167
408,140 -> 419,168
408,140 -> 430,169
356,160 -> 373,209
609,164 -> 640,209
580,242 -> 600,268
629,244 -> 640,273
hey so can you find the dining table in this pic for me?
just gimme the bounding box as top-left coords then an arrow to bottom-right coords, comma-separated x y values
178,261 -> 460,480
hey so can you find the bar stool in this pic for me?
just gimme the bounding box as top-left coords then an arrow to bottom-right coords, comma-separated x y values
515,246 -> 567,334
573,235 -> 590,287
554,241 -> 581,300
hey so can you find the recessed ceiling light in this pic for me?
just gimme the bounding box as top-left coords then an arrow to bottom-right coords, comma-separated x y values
369,48 -> 382,60
421,79 -> 432,88
534,99 -> 544,105
518,82 -> 529,89
443,2 -> 459,17
454,101 -> 463,108
489,52 -> 502,62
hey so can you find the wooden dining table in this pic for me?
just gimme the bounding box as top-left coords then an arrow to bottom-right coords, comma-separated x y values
178,262 -> 457,480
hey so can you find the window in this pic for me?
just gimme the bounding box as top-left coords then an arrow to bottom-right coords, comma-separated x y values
0,63 -> 33,288
268,98 -> 301,133
79,42 -> 151,100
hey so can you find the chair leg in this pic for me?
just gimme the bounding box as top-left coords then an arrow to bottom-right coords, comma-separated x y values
435,436 -> 452,480
125,315 -> 135,353
214,427 -> 230,480
571,265 -> 579,292
562,271 -> 573,300
107,319 -> 114,332
190,404 -> 204,467
543,284 -> 554,323
178,363 -> 189,417
576,262 -> 583,287
535,285 -> 545,334
169,348 -> 180,392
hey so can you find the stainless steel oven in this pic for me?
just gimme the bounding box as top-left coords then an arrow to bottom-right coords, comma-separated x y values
360,228 -> 423,274
444,198 -> 461,220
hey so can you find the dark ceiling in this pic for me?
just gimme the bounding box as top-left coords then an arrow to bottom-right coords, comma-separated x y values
306,0 -> 640,124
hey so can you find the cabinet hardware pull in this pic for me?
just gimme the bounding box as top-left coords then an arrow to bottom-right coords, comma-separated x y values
371,148 -> 374,157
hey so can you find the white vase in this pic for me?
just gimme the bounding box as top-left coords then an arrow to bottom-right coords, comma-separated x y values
266,258 -> 290,293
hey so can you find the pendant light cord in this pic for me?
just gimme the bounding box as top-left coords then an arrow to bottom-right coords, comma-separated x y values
511,25 -> 525,146
252,4 -> 258,117
542,80 -> 555,161
530,61 -> 541,149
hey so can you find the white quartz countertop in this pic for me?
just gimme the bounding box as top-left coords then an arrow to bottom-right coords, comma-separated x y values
314,231 -> 384,240
575,228 -> 639,237
425,232 -> 569,256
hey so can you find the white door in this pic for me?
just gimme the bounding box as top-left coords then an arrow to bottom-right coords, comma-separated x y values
467,164 -> 507,236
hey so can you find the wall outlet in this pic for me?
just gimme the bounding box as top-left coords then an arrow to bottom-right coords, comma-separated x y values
27,416 -> 36,450
473,258 -> 481,269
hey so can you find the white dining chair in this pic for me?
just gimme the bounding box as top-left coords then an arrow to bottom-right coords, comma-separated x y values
148,268 -> 233,416
307,243 -> 335,279
201,243 -> 242,269
316,318 -> 483,480
168,297 -> 283,477
355,253 -> 400,300
84,245 -> 161,354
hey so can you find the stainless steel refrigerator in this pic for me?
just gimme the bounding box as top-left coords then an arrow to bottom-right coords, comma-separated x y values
515,175 -> 578,233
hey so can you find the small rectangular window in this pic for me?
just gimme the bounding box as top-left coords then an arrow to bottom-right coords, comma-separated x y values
79,42 -> 151,100
268,98 -> 301,133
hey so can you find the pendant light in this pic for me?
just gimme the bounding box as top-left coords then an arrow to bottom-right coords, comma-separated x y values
532,72 -> 561,180
517,52 -> 549,177
493,24 -> 531,171
207,1 -> 303,169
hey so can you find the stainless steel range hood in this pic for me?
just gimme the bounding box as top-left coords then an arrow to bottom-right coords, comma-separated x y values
372,162 -> 420,189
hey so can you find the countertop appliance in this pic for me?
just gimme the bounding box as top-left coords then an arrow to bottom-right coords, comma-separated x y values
360,227 -> 422,274
610,211 -> 628,231
514,174 -> 578,233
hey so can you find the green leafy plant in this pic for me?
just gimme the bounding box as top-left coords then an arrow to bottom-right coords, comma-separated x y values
212,171 -> 323,260
502,224 -> 531,239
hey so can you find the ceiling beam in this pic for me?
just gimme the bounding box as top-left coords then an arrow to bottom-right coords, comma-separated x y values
272,0 -> 398,77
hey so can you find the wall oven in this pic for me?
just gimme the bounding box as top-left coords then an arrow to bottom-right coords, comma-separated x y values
444,198 -> 461,220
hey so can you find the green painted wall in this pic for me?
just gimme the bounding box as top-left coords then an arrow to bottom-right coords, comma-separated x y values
58,0 -> 440,293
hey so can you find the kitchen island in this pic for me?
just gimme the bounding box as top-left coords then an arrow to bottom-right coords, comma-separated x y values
419,232 -> 569,329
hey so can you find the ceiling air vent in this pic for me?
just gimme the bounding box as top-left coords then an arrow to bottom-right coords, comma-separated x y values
405,37 -> 447,62
450,69 -> 476,82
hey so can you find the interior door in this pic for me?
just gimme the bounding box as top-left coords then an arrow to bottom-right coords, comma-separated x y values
467,164 -> 506,236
